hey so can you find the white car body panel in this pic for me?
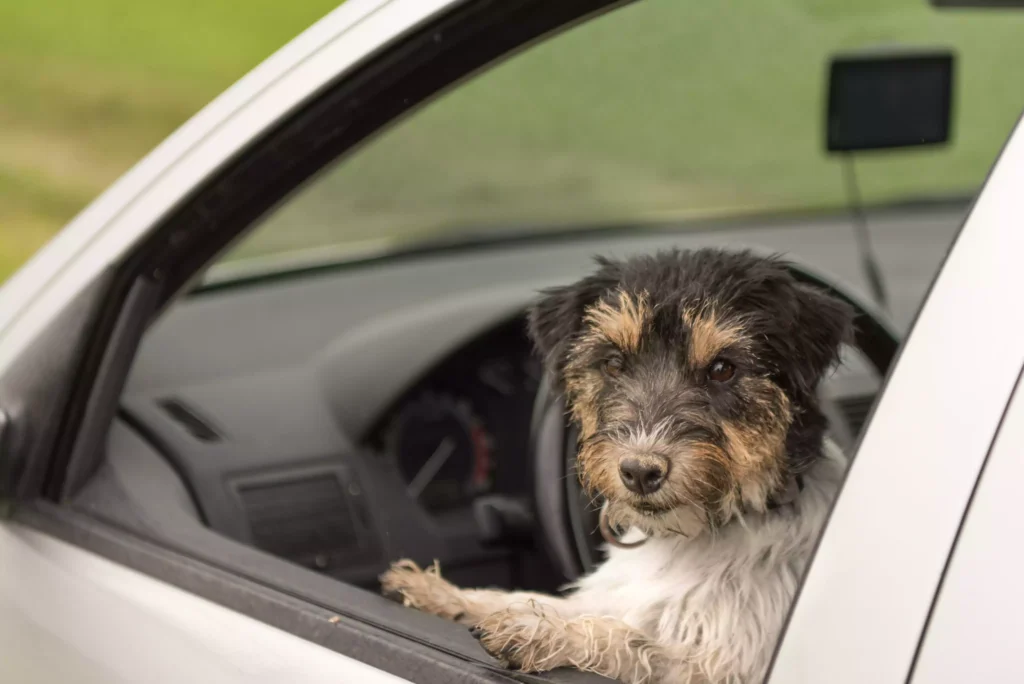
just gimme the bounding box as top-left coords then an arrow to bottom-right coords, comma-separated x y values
0,522 -> 409,683
910,366 -> 1024,682
0,0 -> 464,376
770,113 -> 1024,683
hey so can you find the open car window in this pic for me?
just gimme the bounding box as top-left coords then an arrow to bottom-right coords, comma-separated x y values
9,0 -> 1024,683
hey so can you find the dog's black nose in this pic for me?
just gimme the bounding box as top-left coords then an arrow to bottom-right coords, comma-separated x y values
619,458 -> 667,496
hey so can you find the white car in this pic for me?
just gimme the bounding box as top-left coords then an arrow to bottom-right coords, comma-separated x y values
1,0 -> 1023,682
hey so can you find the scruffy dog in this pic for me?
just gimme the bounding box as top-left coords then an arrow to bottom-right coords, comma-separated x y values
381,248 -> 854,684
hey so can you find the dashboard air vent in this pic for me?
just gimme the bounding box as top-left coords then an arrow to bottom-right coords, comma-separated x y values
157,397 -> 221,442
237,474 -> 374,571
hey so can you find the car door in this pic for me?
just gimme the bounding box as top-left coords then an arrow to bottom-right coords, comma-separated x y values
0,521 -> 411,683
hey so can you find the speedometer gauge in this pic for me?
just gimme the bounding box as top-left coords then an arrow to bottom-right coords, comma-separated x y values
387,393 -> 495,511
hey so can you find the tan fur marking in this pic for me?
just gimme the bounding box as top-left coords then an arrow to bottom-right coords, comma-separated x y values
577,438 -> 618,497
566,290 -> 649,448
683,306 -> 748,368
720,384 -> 792,512
565,369 -> 602,439
584,290 -> 650,352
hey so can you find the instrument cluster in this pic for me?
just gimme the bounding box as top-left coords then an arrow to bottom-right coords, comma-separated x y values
373,318 -> 542,513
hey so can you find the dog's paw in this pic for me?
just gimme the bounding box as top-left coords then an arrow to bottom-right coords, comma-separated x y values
379,559 -> 423,603
472,610 -> 667,684
471,608 -> 563,673
379,559 -> 470,622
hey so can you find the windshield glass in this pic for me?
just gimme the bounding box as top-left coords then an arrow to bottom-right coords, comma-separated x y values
222,0 -> 1024,268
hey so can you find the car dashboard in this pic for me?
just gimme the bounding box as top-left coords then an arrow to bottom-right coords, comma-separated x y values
110,314 -> 553,590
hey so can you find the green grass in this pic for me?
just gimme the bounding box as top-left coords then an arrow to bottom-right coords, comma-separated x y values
0,0 -> 341,280
4,0 -> 1024,277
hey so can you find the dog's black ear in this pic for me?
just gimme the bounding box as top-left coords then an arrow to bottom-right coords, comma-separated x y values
788,284 -> 856,396
527,258 -> 620,381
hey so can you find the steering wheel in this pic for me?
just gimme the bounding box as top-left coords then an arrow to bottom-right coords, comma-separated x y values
529,260 -> 902,581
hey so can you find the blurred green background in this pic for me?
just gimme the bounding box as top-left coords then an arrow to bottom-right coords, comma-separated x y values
0,0 -> 339,280
245,0 -> 1024,262
5,0 -> 1024,281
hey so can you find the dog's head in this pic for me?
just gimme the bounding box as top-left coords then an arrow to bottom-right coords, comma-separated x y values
528,249 -> 853,537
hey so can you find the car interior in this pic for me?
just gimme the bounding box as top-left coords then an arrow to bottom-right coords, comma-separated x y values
93,226 -> 895,589
49,0 -> 1024,680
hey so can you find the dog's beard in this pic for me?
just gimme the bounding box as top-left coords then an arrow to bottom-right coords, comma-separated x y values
577,402 -> 793,540
602,496 -> 709,539
580,428 -> 779,540
580,437 -> 725,540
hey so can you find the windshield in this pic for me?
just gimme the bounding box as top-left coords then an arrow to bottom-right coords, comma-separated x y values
222,0 -> 1024,268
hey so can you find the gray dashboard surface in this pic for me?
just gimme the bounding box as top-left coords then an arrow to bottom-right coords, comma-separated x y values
124,205 -> 964,447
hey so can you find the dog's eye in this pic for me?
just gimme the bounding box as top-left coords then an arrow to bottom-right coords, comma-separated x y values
708,359 -> 736,383
603,355 -> 624,376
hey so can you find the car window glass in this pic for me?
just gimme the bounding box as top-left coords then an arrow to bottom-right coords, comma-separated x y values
219,0 -> 1024,266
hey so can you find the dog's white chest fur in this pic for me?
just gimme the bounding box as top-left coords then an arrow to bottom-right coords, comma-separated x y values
567,440 -> 847,683
382,442 -> 848,683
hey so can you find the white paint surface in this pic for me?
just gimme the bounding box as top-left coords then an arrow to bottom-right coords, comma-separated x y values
0,522 -> 409,683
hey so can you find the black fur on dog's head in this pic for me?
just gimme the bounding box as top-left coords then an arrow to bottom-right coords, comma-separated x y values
528,248 -> 853,536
